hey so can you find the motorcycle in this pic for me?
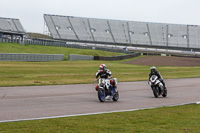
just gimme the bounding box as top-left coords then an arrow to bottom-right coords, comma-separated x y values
148,75 -> 167,98
95,78 -> 119,102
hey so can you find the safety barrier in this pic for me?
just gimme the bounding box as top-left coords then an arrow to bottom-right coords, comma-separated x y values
94,53 -> 140,61
68,54 -> 94,61
68,53 -> 140,61
0,53 -> 64,61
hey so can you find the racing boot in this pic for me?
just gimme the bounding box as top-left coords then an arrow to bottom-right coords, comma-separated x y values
106,95 -> 111,100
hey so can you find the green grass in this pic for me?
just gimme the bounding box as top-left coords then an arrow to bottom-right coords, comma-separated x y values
0,43 -> 200,87
0,104 -> 199,133
27,32 -> 52,39
1,43 -> 200,132
0,43 -> 125,60
0,60 -> 200,86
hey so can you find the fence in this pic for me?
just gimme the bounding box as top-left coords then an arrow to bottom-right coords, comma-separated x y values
0,53 -> 64,61
23,38 -> 129,53
0,38 -> 21,43
0,37 -> 129,53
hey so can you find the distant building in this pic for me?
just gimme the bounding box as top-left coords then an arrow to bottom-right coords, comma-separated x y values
0,17 -> 26,42
44,14 -> 200,49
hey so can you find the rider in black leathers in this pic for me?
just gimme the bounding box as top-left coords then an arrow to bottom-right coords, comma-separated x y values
149,66 -> 166,89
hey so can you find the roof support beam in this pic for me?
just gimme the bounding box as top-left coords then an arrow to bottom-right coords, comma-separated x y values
146,24 -> 152,45
49,16 -> 61,39
107,21 -> 116,43
67,17 -> 79,41
127,22 -> 132,44
87,19 -> 95,42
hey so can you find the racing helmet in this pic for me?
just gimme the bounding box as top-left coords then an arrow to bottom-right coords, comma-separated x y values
150,66 -> 156,73
99,64 -> 106,72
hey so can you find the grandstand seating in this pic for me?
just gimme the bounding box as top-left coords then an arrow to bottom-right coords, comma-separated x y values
188,25 -> 200,48
89,18 -> 114,43
0,17 -> 25,41
44,14 -> 200,49
0,17 -> 25,33
128,21 -> 151,45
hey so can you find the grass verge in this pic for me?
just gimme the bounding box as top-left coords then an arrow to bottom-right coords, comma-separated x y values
0,59 -> 200,86
0,43 -> 200,87
0,104 -> 199,132
0,43 -> 125,60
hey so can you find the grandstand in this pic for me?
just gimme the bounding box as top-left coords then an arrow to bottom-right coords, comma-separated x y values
0,17 -> 26,42
44,14 -> 200,50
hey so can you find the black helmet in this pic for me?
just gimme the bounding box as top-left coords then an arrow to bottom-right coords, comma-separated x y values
150,66 -> 156,74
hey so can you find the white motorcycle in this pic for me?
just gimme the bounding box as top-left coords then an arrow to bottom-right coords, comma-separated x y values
149,75 -> 167,98
95,78 -> 119,102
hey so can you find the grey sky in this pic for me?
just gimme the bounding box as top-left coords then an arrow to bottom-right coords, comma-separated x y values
1,0 -> 200,33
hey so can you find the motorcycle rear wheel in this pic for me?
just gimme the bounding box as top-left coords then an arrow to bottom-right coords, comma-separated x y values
112,91 -> 119,101
162,88 -> 167,97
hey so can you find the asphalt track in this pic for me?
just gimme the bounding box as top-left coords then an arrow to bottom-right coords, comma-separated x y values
0,78 -> 200,122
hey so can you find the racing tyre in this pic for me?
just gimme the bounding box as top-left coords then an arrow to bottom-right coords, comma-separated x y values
162,88 -> 167,97
152,86 -> 159,98
98,88 -> 106,102
112,90 -> 119,101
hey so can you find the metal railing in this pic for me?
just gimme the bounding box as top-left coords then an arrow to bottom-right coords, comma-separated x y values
0,38 -> 128,53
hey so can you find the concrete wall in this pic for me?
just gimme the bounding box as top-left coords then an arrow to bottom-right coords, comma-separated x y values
68,54 -> 94,61
0,53 -> 64,61
94,53 -> 140,61
68,53 -> 140,61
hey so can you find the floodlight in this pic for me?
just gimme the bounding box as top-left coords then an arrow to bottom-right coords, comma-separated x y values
168,34 -> 173,38
143,32 -> 149,36
67,26 -> 73,30
129,31 -> 134,35
105,29 -> 110,33
55,25 -> 60,30
91,28 -> 96,32
182,35 -> 187,39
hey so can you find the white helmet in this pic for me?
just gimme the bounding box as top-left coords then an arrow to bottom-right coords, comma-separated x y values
99,64 -> 106,72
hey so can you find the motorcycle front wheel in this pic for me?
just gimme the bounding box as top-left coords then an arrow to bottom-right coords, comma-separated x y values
98,88 -> 106,102
152,86 -> 159,98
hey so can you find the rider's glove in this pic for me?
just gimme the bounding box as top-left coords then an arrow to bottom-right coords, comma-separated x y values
94,78 -> 98,81
108,76 -> 112,79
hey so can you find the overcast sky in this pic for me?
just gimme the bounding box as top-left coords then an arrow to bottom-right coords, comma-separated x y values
1,0 -> 200,33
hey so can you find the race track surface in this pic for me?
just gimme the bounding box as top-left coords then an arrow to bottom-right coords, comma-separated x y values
0,78 -> 200,122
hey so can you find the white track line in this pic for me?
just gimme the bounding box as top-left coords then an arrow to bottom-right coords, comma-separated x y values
0,101 -> 199,123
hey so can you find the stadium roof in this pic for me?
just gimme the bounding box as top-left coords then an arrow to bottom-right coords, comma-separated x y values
0,17 -> 26,35
44,14 -> 200,49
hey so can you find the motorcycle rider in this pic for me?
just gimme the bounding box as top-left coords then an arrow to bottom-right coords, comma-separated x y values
94,64 -> 115,98
149,66 -> 166,89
